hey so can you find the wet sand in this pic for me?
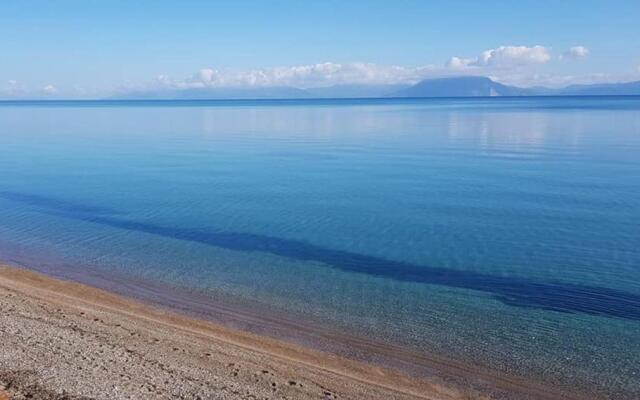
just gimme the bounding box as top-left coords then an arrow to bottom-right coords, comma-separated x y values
0,265 -> 583,399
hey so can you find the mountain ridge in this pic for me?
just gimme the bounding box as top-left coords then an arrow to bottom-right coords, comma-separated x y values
388,76 -> 640,98
108,76 -> 640,100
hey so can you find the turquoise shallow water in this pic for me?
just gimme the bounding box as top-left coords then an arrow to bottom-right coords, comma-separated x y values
0,97 -> 639,398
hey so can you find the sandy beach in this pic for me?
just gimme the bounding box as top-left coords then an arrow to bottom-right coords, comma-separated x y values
0,264 -> 483,400
0,264 -> 593,400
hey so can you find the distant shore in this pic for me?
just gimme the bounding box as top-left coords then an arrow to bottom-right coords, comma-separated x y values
0,265 -> 585,400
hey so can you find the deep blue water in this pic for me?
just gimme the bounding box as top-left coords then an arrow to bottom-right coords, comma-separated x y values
0,97 -> 639,397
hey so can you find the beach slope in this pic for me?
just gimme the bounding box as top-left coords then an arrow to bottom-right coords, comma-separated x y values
0,265 -> 469,400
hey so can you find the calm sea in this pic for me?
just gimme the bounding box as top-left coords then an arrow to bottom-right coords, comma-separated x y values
0,97 -> 639,398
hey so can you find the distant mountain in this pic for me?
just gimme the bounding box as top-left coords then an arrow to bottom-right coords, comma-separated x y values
305,84 -> 410,98
556,81 -> 640,96
389,76 -> 529,98
111,77 -> 640,100
115,86 -> 312,100
388,76 -> 640,98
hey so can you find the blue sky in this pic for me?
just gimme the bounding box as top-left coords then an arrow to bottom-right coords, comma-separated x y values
1,0 -> 639,97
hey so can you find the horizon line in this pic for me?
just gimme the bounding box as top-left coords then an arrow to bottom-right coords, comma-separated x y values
2,94 -> 640,104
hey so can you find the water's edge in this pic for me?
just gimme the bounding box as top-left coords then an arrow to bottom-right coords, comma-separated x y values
1,256 -> 593,400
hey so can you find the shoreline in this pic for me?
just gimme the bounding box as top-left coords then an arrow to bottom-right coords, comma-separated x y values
0,264 -> 583,399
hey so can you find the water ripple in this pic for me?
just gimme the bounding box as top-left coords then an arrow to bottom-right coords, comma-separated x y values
2,190 -> 639,321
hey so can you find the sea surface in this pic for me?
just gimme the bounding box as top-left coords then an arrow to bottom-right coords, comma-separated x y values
0,97 -> 639,398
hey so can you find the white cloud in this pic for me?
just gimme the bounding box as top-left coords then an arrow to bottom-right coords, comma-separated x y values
103,45 -> 640,96
448,45 -> 551,69
0,80 -> 25,98
563,46 -> 590,59
137,47 -> 552,93
123,56 -> 625,95
117,44 -> 617,95
446,56 -> 476,69
140,62 -> 442,90
42,84 -> 57,94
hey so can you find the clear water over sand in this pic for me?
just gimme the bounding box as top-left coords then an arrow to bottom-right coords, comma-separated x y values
1,97 -> 639,398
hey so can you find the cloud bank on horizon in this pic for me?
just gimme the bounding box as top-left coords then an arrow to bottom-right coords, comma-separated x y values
116,44 -> 640,96
2,44 -> 639,99
150,45 -> 559,91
